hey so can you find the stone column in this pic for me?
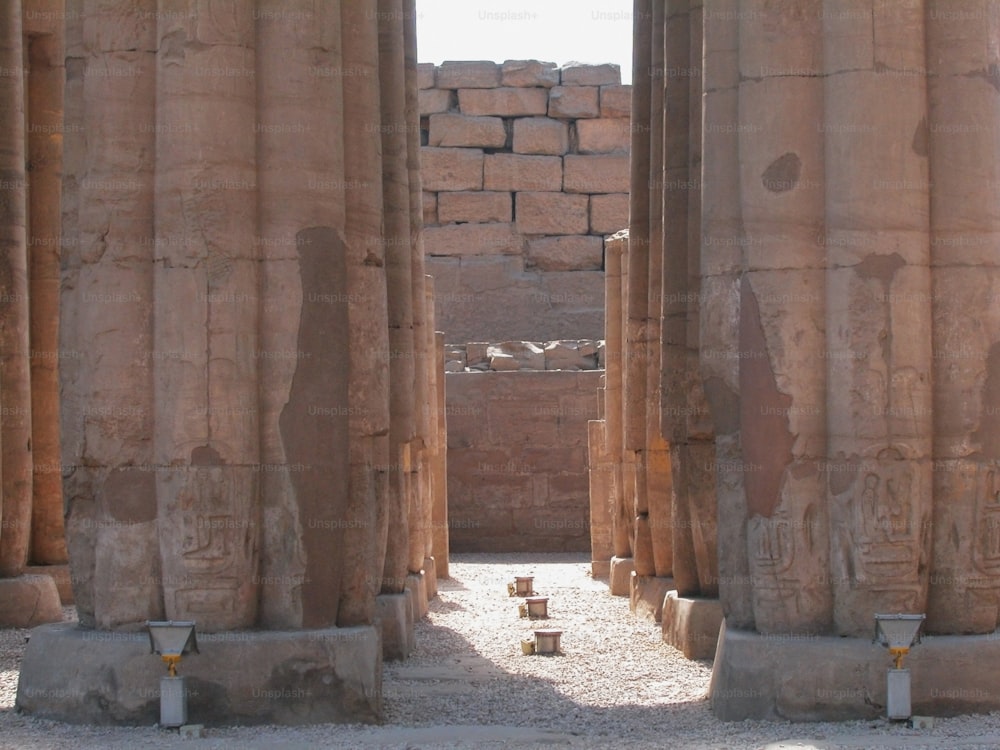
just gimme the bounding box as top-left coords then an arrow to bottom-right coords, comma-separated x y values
379,0 -> 415,598
925,0 -> 1000,634
25,0 -> 67,567
625,0 -> 653,578
431,330 -> 450,578
0,0 -> 62,627
339,0 -> 392,630
703,0 -> 1000,722
734,0 -> 832,636
0,0 -> 33,580
20,0 -> 434,725
822,0 -> 932,637
643,0 -> 674,582
152,0 -> 260,632
421,274 -> 437,596
604,231 -> 630,561
700,0 -> 751,629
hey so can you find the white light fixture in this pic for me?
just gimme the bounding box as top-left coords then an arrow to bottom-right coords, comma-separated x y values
873,613 -> 925,720
147,620 -> 198,728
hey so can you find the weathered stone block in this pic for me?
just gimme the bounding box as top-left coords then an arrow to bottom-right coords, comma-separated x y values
576,118 -> 631,154
419,88 -> 454,115
488,341 -> 545,370
501,59 -> 560,88
548,86 -> 600,118
662,591 -> 724,660
484,154 -> 562,191
438,191 -> 512,224
459,87 -> 549,117
437,60 -> 501,89
422,191 -> 437,225
545,340 -> 600,370
428,114 -> 506,148
599,84 -> 632,117
563,154 -> 630,193
630,574 -> 675,623
609,556 -> 634,596
516,192 -> 588,235
589,193 -> 630,234
25,564 -> 74,605
417,62 -> 435,89
16,623 -> 381,725
423,222 -> 522,256
376,593 -> 414,661
0,575 -> 63,627
527,235 -> 603,271
561,62 -> 621,86
512,117 -> 569,155
420,147 -> 483,191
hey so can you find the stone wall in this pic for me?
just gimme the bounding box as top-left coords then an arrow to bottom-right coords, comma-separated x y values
446,365 -> 601,553
419,60 -> 631,343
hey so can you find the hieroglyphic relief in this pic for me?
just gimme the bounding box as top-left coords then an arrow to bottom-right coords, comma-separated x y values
164,468 -> 257,627
973,467 -> 1000,577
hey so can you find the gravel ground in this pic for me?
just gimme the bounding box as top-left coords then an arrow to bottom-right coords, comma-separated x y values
3,553 -> 1000,749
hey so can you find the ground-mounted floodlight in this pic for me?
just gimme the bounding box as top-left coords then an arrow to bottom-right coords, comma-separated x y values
147,620 -> 198,728
874,613 -> 925,720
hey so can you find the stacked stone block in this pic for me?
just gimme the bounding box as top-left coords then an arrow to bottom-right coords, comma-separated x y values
419,60 -> 631,343
446,369 -> 601,554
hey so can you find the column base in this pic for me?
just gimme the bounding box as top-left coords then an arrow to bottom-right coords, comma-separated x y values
0,574 -> 63,627
423,556 -> 437,600
24,564 -> 74,605
629,574 -> 674,623
608,556 -> 634,596
710,621 -> 1000,721
661,591 -> 723,660
16,622 -> 381,725
591,560 -> 610,579
405,571 -> 428,621
375,593 -> 414,661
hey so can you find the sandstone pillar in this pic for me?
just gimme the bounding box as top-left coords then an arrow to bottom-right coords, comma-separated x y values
0,0 -> 62,628
822,0 -> 932,637
697,0 -> 1000,721
379,0 -> 415,596
152,0 -> 260,632
0,0 -> 33,579
431,331 -> 450,578
339,0 -> 392,629
733,0 -> 833,636
925,0 -> 1000,634
643,0 -> 673,581
626,0 -> 653,578
20,0 -> 432,725
25,0 -> 66,566
604,231 -> 630,560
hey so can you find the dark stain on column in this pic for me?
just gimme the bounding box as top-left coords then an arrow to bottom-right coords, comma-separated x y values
855,252 -> 905,380
280,226 -> 350,628
973,343 -> 1000,460
761,152 -> 801,193
738,276 -> 794,518
912,115 -> 929,157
